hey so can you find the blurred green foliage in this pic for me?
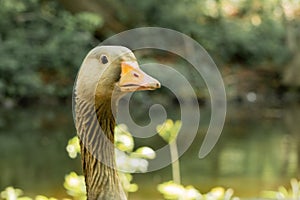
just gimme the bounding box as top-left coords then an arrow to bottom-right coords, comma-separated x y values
0,0 -> 101,102
119,0 -> 287,65
0,0 -> 295,104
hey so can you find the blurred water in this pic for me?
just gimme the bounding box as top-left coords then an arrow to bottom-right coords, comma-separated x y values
0,103 -> 299,199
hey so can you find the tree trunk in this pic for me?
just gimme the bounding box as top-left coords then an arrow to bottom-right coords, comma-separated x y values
282,19 -> 300,87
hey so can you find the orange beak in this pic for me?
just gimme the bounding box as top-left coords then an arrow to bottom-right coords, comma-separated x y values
118,61 -> 160,92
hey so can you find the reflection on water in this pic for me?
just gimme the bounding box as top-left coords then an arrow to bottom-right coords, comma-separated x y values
0,104 -> 299,199
0,105 -> 81,197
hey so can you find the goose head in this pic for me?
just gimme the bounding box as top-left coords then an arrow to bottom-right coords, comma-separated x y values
75,46 -> 160,104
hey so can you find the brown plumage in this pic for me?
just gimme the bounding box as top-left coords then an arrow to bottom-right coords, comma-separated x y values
73,46 -> 160,200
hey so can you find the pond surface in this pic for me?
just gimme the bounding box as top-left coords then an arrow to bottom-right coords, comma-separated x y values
0,103 -> 299,199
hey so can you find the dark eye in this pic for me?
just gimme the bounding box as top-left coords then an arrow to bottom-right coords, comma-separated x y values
100,55 -> 108,64
133,73 -> 139,78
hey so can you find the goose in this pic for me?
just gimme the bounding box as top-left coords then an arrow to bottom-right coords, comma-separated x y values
73,46 -> 160,200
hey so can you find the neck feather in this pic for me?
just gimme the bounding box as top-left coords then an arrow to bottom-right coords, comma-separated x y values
75,95 -> 126,200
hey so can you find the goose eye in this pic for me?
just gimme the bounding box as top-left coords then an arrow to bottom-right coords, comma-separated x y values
100,55 -> 108,64
133,73 -> 139,78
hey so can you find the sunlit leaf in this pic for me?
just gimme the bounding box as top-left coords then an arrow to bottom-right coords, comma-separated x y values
185,186 -> 202,200
132,146 -> 156,159
290,178 -> 299,197
63,172 -> 86,200
278,186 -> 289,197
224,188 -> 234,200
66,136 -> 81,159
261,178 -> 300,198
115,124 -> 134,152
18,197 -> 32,200
157,181 -> 185,199
127,183 -> 138,193
118,172 -> 138,193
35,195 -> 57,200
157,119 -> 182,143
0,187 -> 23,200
